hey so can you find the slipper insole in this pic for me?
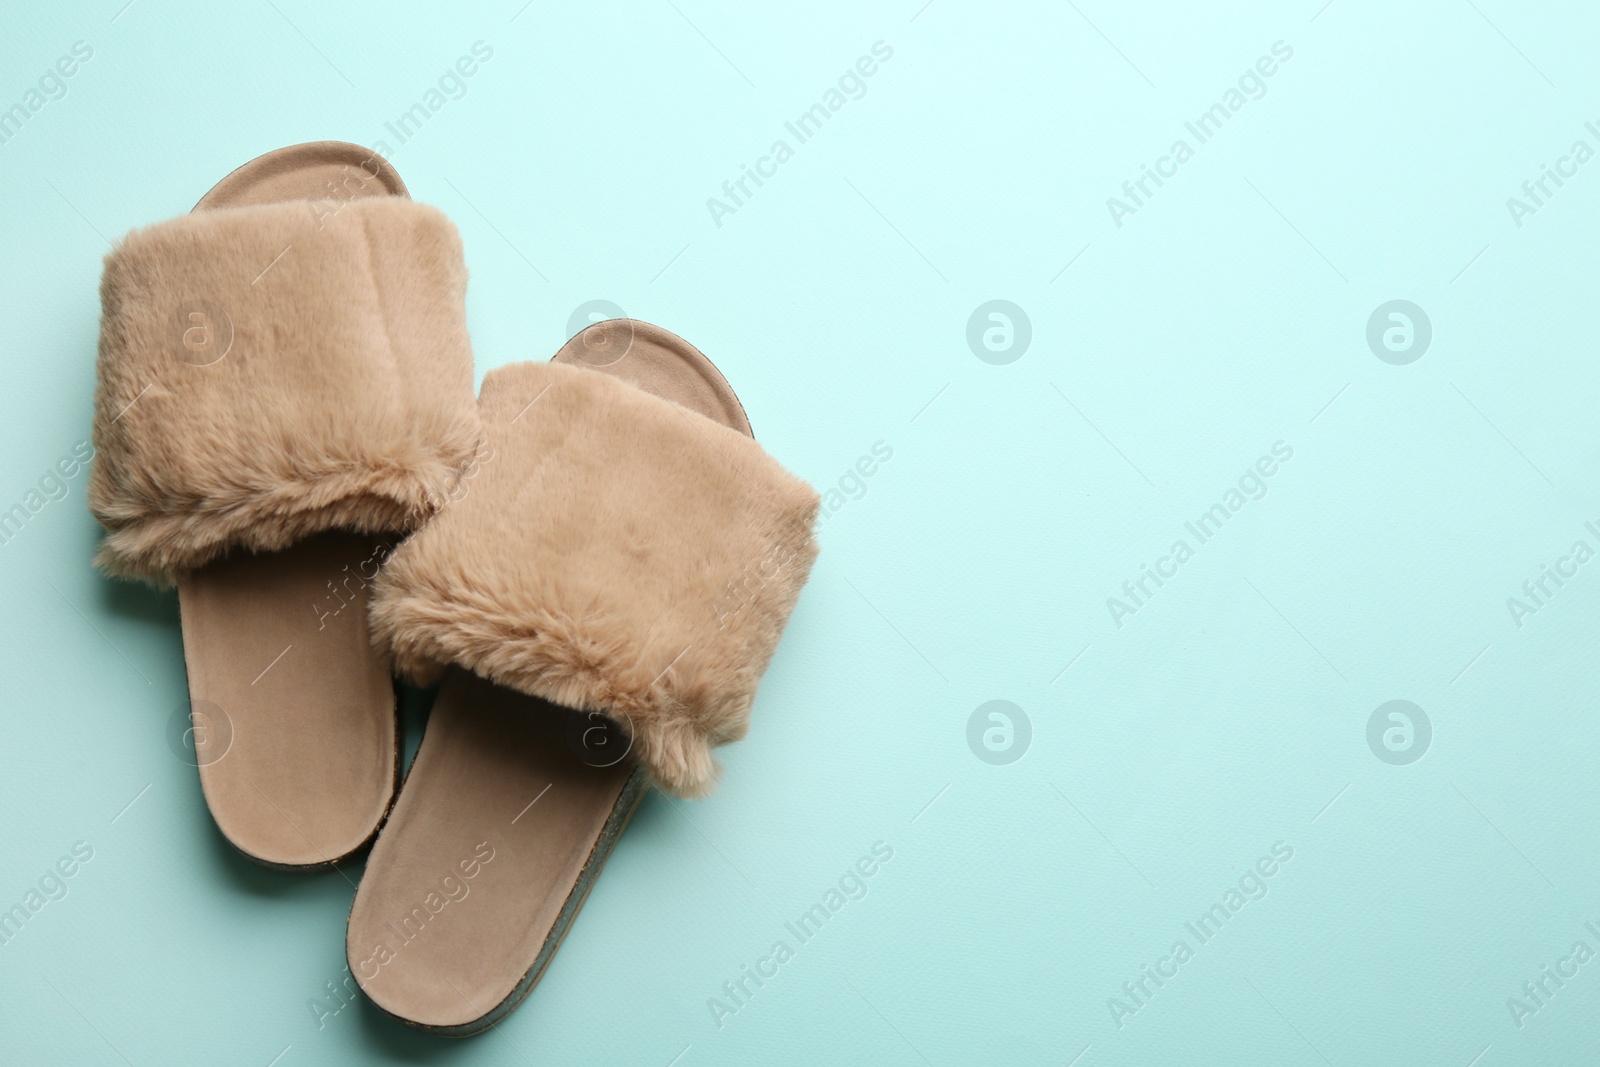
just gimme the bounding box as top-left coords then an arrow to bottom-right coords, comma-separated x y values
178,531 -> 397,866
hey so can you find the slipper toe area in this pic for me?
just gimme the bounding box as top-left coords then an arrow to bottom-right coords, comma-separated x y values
367,357 -> 819,799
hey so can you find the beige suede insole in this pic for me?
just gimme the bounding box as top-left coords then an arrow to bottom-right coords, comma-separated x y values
347,323 -> 751,1034
179,142 -> 408,868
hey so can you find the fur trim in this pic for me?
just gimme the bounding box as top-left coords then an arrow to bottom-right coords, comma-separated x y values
88,197 -> 483,583
369,361 -> 820,797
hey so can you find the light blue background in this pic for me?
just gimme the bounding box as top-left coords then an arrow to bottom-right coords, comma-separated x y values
3,0 -> 1598,1063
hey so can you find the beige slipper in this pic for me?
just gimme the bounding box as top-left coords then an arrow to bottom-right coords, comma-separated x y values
347,321 -> 819,1033
88,142 -> 484,869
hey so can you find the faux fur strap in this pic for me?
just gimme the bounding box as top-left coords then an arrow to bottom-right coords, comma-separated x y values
89,197 -> 483,582
369,361 -> 820,798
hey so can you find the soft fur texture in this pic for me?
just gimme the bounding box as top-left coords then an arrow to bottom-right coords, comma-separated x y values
368,361 -> 820,797
89,197 -> 483,583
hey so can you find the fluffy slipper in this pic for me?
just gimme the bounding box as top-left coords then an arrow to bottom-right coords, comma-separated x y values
88,142 -> 484,869
347,321 -> 818,1032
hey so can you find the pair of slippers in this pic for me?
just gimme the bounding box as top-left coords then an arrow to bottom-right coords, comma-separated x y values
87,142 -> 820,1034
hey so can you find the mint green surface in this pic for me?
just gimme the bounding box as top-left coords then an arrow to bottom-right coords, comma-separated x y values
3,1 -> 1598,1063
